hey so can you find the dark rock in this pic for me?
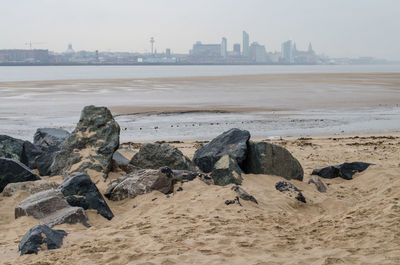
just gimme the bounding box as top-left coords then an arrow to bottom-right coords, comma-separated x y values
31,128 -> 70,176
130,143 -> 195,170
0,135 -> 46,172
0,158 -> 40,193
2,180 -> 59,197
51,105 -> 120,178
243,141 -> 304,181
105,166 -> 174,201
210,155 -> 243,186
58,172 -> 114,220
193,128 -> 250,173
275,181 -> 306,203
21,141 -> 43,169
308,176 -> 327,192
0,135 -> 25,162
231,185 -> 258,204
176,186 -> 183,192
225,196 -> 242,206
172,170 -> 214,185
15,189 -> 90,227
312,162 -> 372,180
33,128 -> 70,148
19,225 -> 67,255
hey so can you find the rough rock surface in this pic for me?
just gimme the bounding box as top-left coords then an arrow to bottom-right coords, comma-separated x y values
51,105 -> 120,178
41,207 -> 90,228
0,135 -> 25,162
243,141 -> 304,181
312,162 -> 372,180
31,128 -> 70,176
58,172 -> 114,220
231,185 -> 258,204
275,181 -> 306,203
105,167 -> 174,201
193,128 -> 250,173
0,158 -> 41,193
308,176 -> 327,193
210,155 -> 243,186
34,128 -> 70,148
2,180 -> 59,197
15,189 -> 90,227
15,189 -> 70,219
172,170 -> 214,185
130,143 -> 196,170
19,225 -> 67,255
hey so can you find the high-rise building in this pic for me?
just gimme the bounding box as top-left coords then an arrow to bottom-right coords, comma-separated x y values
190,41 -> 221,58
221,37 -> 227,58
249,42 -> 267,63
233,43 -> 241,56
242,31 -> 249,58
166,48 -> 171,57
281,40 -> 294,64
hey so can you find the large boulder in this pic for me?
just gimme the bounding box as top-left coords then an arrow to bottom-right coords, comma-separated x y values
51,105 -> 120,178
19,225 -> 67,255
130,143 -> 195,170
210,155 -> 243,186
193,128 -> 250,173
2,180 -> 59,197
312,162 -> 372,180
58,173 -> 114,220
32,128 -> 70,176
15,189 -> 90,227
33,128 -> 70,148
0,135 -> 25,162
0,135 -> 43,170
243,141 -> 304,181
0,158 -> 40,193
105,167 -> 174,201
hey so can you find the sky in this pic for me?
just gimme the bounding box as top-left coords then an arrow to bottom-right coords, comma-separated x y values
1,0 -> 399,59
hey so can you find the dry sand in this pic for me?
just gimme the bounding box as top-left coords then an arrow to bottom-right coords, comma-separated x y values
0,133 -> 400,265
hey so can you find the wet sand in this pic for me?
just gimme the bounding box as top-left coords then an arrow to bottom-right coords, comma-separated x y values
1,133 -> 399,264
0,72 -> 399,141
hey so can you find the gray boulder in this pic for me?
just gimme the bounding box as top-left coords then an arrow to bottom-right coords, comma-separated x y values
15,189 -> 90,227
243,141 -> 304,181
34,128 -> 70,148
19,225 -> 67,255
193,128 -> 250,173
105,167 -> 174,201
2,180 -> 59,197
51,105 -> 120,178
0,158 -> 41,193
130,143 -> 195,170
58,172 -> 114,220
210,155 -> 243,186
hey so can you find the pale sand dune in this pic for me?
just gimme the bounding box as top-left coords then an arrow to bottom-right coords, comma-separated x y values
0,134 -> 399,265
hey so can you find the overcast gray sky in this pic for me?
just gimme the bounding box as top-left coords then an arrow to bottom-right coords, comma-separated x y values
1,0 -> 399,59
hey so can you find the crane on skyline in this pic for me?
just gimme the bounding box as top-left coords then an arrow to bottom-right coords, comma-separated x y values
24,41 -> 46,49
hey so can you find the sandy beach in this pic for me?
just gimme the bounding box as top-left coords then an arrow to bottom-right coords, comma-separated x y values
1,133 -> 399,265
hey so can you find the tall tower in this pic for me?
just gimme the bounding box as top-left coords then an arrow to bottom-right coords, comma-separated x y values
221,37 -> 227,58
242,31 -> 249,58
150,37 -> 155,55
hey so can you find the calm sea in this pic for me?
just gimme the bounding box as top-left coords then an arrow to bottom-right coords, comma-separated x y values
1,64 -> 400,82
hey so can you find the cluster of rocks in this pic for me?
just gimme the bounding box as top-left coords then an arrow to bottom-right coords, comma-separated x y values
0,105 -> 374,256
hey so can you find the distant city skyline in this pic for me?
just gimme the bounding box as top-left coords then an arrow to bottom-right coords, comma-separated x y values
1,0 -> 399,60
